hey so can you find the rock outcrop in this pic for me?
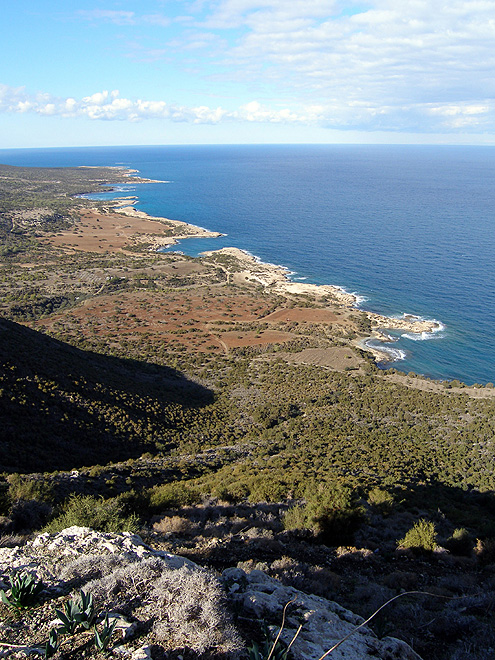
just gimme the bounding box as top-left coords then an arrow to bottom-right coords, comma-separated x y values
0,528 -> 422,659
224,567 -> 422,660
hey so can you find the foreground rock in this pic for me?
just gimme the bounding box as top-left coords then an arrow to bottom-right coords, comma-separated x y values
0,528 -> 421,659
224,568 -> 422,660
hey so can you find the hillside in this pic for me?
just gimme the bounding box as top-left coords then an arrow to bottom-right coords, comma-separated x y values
0,317 -> 213,473
2,163 -> 495,659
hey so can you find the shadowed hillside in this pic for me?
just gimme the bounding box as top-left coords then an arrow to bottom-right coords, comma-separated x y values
0,318 -> 214,472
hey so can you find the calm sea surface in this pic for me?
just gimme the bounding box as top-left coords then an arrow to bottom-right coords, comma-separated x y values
1,144 -> 494,385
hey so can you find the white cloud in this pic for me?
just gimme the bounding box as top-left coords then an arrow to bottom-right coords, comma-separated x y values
74,1 -> 495,136
188,0 -> 495,124
79,9 -> 171,27
427,102 -> 492,128
79,10 -> 136,25
1,84 -> 494,133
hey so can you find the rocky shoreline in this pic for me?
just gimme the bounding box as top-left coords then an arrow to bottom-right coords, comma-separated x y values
102,169 -> 443,365
199,247 -> 442,341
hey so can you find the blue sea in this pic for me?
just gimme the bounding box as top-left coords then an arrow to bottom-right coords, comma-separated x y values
1,144 -> 494,385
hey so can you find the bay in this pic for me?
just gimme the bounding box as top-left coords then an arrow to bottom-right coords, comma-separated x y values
1,144 -> 494,385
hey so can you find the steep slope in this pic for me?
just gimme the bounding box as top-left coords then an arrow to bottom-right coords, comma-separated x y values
0,319 -> 213,472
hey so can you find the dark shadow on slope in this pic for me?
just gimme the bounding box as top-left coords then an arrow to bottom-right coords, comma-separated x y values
0,318 -> 214,473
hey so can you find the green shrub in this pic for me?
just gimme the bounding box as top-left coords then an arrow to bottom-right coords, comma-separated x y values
148,481 -> 200,512
283,481 -> 363,545
0,481 -> 10,516
367,487 -> 394,515
6,474 -> 53,503
210,482 -> 250,503
397,519 -> 437,553
444,528 -> 473,556
283,504 -> 307,531
43,495 -> 139,534
10,498 -> 52,532
247,476 -> 290,503
474,537 -> 495,563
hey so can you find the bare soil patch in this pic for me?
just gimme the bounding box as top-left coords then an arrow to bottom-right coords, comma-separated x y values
284,347 -> 364,371
35,289 -> 282,355
44,209 -> 180,253
220,329 -> 294,348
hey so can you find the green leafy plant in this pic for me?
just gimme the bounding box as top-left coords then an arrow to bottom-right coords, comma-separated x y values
45,628 -> 59,658
44,494 -> 139,534
248,599 -> 301,660
94,613 -> 118,654
55,590 -> 95,635
248,626 -> 290,660
0,572 -> 45,610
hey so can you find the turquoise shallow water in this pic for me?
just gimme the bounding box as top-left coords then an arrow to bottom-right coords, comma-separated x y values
1,144 -> 494,385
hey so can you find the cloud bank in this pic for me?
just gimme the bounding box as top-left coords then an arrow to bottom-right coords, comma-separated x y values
3,1 -> 495,137
1,84 -> 493,133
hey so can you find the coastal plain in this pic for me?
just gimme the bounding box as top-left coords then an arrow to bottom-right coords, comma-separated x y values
2,164 -> 495,660
17,184 -> 486,396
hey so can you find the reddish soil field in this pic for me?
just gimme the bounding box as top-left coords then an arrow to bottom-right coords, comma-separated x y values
285,347 -> 363,371
262,307 -> 341,324
220,330 -> 294,348
46,209 -> 177,253
36,289 -> 290,354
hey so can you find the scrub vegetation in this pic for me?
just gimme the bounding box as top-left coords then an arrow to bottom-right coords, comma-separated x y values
2,164 -> 495,659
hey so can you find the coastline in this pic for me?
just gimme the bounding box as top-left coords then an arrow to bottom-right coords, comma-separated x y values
199,246 -> 442,342
114,205 -> 224,249
88,167 -> 444,366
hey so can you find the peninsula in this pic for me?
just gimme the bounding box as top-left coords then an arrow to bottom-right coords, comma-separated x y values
2,162 -> 495,660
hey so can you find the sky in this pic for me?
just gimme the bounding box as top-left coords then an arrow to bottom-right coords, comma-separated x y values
1,0 -> 495,147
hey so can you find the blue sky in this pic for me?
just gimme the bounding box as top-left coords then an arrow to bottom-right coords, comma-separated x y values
1,0 -> 495,147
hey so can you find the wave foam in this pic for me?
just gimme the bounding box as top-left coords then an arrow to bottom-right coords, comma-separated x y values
244,250 -> 294,275
401,318 -> 446,341
401,330 -> 444,341
365,340 -> 407,361
352,292 -> 368,306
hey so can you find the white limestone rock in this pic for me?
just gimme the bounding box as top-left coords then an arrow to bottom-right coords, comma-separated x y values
0,529 -> 422,659
223,567 -> 423,660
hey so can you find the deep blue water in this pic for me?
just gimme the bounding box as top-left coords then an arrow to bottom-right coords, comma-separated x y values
1,144 -> 494,385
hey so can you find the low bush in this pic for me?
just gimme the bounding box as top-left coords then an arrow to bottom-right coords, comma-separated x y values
153,515 -> 196,535
10,498 -> 52,532
43,494 -> 139,534
247,476 -> 291,503
7,474 -> 54,503
367,487 -> 394,515
444,528 -> 473,556
397,519 -> 438,553
148,481 -> 200,512
474,537 -> 495,563
283,481 -> 364,545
